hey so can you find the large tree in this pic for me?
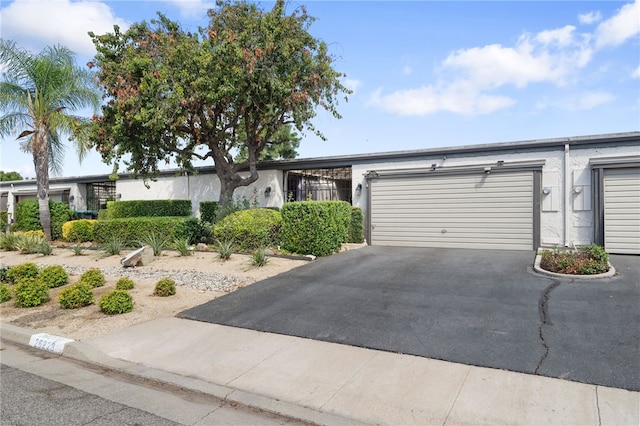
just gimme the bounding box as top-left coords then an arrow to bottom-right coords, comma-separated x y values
0,171 -> 23,181
0,41 -> 100,239
89,0 -> 350,206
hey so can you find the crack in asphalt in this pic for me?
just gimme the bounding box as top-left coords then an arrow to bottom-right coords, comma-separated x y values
535,279 -> 561,375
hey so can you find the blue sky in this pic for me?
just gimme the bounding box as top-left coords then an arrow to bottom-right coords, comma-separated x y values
1,0 -> 639,178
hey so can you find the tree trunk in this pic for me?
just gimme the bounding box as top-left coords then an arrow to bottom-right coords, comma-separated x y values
33,131 -> 52,240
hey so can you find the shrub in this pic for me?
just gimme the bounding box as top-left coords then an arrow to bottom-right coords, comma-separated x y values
0,266 -> 8,283
199,201 -> 219,224
154,278 -> 176,297
79,268 -> 105,288
115,277 -> 135,290
540,244 -> 610,275
13,278 -> 49,307
62,219 -> 96,242
173,238 -> 192,256
280,201 -> 351,256
99,289 -> 133,314
0,210 -> 8,231
215,238 -> 234,260
38,265 -> 69,288
6,262 -> 40,284
214,208 -> 281,252
93,217 -> 202,245
106,200 -> 192,219
0,283 -> 11,303
58,282 -> 94,309
12,200 -> 72,240
175,217 -> 207,244
349,207 -> 365,244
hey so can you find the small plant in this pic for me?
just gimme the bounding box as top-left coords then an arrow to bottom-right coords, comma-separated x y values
215,238 -> 234,260
13,277 -> 49,308
15,233 -> 46,254
115,277 -> 135,290
79,268 -> 105,288
99,289 -> 133,315
101,236 -> 127,256
141,232 -> 170,256
6,262 -> 40,284
0,283 -> 11,303
0,232 -> 19,251
251,248 -> 269,267
58,282 -> 94,309
540,244 -> 610,275
0,266 -> 9,283
38,265 -> 69,288
153,278 -> 176,297
70,244 -> 84,256
39,240 -> 54,256
173,237 -> 193,256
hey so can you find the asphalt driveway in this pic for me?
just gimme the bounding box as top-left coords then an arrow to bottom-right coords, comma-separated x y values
179,246 -> 640,391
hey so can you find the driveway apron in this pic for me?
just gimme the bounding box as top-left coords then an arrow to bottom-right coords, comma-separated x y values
179,246 -> 640,391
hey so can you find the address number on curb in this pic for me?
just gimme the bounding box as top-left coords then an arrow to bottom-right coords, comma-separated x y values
29,333 -> 75,354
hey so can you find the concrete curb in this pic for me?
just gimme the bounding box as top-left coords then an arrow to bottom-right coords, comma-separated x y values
0,321 -> 362,426
533,254 -> 617,279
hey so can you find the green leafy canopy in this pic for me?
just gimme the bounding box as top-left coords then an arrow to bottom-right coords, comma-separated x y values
89,0 -> 351,205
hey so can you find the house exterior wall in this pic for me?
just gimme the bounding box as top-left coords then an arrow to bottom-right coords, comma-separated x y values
115,169 -> 284,218
0,182 -> 86,225
352,142 -> 638,248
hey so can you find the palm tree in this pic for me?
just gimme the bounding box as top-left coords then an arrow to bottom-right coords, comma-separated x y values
0,40 -> 100,240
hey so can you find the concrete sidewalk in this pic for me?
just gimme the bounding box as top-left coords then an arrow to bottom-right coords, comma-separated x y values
1,318 -> 638,426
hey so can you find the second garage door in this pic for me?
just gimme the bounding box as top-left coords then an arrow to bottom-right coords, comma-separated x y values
369,171 -> 535,250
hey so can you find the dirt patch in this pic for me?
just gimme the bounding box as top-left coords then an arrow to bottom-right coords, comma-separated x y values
0,247 -> 309,341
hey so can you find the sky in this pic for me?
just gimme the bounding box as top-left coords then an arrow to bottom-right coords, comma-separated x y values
0,0 -> 639,179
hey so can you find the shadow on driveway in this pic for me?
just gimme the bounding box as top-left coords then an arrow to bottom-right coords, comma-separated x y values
179,246 -> 640,391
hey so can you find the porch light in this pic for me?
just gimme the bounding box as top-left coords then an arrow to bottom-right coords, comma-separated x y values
355,183 -> 362,196
264,186 -> 272,197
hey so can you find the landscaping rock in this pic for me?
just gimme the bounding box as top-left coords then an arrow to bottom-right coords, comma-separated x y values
121,246 -> 154,267
196,243 -> 208,252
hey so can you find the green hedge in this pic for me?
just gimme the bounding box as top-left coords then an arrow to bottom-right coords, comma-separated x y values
280,201 -> 351,257
349,207 -> 364,244
214,208 -> 282,252
93,216 -> 204,245
12,200 -> 73,240
199,201 -> 219,224
0,211 -> 8,230
62,219 -> 96,242
106,200 -> 192,219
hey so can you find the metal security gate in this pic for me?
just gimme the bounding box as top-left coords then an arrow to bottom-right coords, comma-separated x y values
367,166 -> 540,251
603,168 -> 640,255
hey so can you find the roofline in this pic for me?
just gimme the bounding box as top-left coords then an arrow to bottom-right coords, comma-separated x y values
1,131 -> 638,186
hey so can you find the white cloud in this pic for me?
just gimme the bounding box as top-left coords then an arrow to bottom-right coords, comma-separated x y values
368,83 -> 515,116
344,78 -> 362,95
564,92 -> 616,111
578,11 -> 602,25
0,0 -> 129,56
595,0 -> 640,48
166,0 -> 213,18
632,65 -> 640,79
402,66 -> 413,76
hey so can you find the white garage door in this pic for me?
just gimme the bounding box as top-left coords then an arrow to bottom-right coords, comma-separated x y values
604,168 -> 640,255
370,171 -> 534,250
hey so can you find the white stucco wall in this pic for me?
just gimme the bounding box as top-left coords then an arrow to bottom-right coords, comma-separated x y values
352,143 -> 639,249
115,169 -> 284,217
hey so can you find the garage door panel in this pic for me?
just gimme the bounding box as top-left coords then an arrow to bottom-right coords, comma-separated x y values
370,171 -> 534,251
604,168 -> 640,255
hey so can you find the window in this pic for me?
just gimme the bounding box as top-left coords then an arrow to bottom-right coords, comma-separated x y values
286,167 -> 352,203
86,181 -> 116,211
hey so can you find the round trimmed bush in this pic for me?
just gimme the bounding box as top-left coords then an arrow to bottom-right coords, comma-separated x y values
6,262 -> 40,284
79,268 -> 105,288
13,278 -> 49,308
62,219 -> 96,242
0,283 -> 11,303
213,208 -> 281,252
38,265 -> 69,288
153,278 -> 176,297
99,290 -> 133,315
58,282 -> 94,309
115,277 -> 135,290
